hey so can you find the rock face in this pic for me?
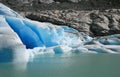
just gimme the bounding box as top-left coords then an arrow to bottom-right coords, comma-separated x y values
38,0 -> 82,3
39,0 -> 54,4
2,0 -> 120,8
25,9 -> 120,36
2,0 -> 120,36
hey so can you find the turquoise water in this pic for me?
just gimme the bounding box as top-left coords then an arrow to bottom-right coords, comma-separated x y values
0,54 -> 120,77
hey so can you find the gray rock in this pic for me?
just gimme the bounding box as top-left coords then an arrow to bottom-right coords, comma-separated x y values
90,12 -> 110,36
39,0 -> 54,4
25,9 -> 120,36
3,0 -> 120,36
103,14 -> 120,34
69,0 -> 81,3
25,10 -> 93,36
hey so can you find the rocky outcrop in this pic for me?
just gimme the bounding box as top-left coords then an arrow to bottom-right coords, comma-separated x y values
2,0 -> 120,36
24,9 -> 120,36
2,0 -> 120,11
37,0 -> 82,3
90,12 -> 110,36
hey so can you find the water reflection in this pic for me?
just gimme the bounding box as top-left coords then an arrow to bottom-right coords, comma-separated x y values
0,62 -> 27,77
0,54 -> 120,77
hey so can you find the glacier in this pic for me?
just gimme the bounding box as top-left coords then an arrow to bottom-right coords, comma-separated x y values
0,3 -> 120,62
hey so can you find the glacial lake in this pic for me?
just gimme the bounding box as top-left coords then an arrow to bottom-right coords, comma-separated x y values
0,54 -> 120,77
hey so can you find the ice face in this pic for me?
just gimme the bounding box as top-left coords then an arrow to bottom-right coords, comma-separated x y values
0,3 -> 88,62
6,17 -> 44,48
0,16 -> 28,62
0,3 -> 120,63
6,16 -> 85,48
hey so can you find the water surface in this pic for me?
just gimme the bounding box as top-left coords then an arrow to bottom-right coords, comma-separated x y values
0,54 -> 120,77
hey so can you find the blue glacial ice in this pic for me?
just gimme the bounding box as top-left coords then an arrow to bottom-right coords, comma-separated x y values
0,15 -> 28,62
0,3 -> 120,62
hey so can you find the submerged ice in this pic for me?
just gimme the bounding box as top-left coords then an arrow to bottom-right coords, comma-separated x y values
0,3 -> 120,62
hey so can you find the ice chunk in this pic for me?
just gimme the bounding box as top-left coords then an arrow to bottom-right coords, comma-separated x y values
28,45 -> 72,59
23,20 -> 59,47
6,16 -> 85,48
0,24 -> 29,62
0,30 -> 28,62
72,47 -> 96,54
96,34 -> 120,45
61,26 -> 78,33
23,20 -> 44,44
53,45 -> 72,54
6,17 -> 44,48
24,20 -> 84,48
103,45 -> 120,53
80,32 -> 93,43
85,45 -> 117,53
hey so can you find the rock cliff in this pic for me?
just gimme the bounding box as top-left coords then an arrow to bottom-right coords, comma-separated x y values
1,0 -> 120,36
25,9 -> 120,36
